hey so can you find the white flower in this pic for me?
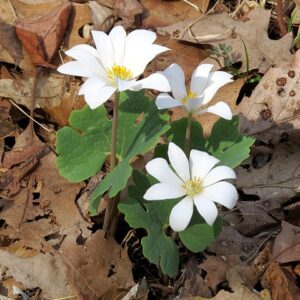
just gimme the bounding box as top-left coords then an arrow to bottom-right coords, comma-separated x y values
57,26 -> 171,109
143,142 -> 238,232
155,63 -> 233,119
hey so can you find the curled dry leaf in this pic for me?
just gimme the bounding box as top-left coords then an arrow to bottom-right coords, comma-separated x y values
0,99 -> 15,141
157,8 -> 293,72
15,2 -> 72,67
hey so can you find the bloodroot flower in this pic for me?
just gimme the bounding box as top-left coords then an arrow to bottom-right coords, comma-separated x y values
143,143 -> 238,232
155,63 -> 233,119
58,26 -> 170,109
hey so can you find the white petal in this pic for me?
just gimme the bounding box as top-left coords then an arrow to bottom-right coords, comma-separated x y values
186,96 -> 204,112
189,150 -> 219,179
132,73 -> 171,92
84,85 -> 116,109
124,44 -> 169,78
117,79 -> 136,92
143,183 -> 186,200
57,61 -> 96,77
64,47 -> 106,77
194,196 -> 218,225
109,26 -> 126,65
202,71 -> 233,105
201,182 -> 238,209
197,101 -> 232,120
169,196 -> 193,232
123,29 -> 157,75
168,142 -> 190,182
203,166 -> 236,187
92,30 -> 114,69
146,158 -> 184,186
79,76 -> 107,95
162,63 -> 187,101
190,64 -> 213,95
66,44 -> 98,57
155,93 -> 183,110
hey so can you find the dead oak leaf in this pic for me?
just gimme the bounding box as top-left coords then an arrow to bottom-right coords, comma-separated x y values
238,50 -> 300,144
272,221 -> 300,264
15,2 -> 71,67
157,8 -> 293,72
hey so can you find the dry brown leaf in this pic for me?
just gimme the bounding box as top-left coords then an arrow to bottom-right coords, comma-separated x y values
182,265 -> 263,300
272,221 -> 300,264
141,0 -> 208,28
238,50 -> 300,144
157,8 -> 293,72
15,3 -> 72,67
0,20 -> 23,66
236,141 -> 300,203
180,256 -> 212,298
0,74 -> 84,126
88,1 -> 115,32
0,99 -> 15,141
262,262 -> 300,300
0,153 -> 134,298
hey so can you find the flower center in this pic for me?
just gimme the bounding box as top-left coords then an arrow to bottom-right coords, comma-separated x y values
182,90 -> 198,105
107,64 -> 133,82
182,177 -> 203,197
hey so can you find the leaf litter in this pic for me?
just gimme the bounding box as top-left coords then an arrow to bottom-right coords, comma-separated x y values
0,0 -> 300,299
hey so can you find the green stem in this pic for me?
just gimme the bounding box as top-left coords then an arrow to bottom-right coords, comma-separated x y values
103,92 -> 120,238
184,112 -> 193,156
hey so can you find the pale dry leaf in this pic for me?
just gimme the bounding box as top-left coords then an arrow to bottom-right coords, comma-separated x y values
272,221 -> 300,264
238,50 -> 300,144
88,1 -> 116,32
141,0 -> 207,28
157,8 -> 293,72
0,74 -> 84,126
236,141 -> 300,203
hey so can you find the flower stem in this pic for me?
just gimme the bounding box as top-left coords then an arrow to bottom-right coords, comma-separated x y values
103,92 -> 120,238
184,112 -> 193,155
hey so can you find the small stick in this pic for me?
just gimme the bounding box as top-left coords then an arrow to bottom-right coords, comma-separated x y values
276,0 -> 287,36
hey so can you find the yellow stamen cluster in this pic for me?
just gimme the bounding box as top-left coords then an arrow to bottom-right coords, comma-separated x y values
181,90 -> 198,105
107,64 -> 133,83
182,177 -> 203,197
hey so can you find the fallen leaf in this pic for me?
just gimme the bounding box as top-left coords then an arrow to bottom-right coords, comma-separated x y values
88,1 -> 116,32
238,50 -> 300,144
0,99 -> 15,140
200,256 -> 227,292
0,20 -> 23,66
15,3 -> 72,67
157,8 -> 293,72
272,221 -> 300,264
0,153 -> 134,298
0,74 -> 84,126
262,262 -> 300,300
236,141 -> 300,203
141,0 -> 208,28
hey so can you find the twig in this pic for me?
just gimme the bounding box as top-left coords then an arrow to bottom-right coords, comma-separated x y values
276,0 -> 287,36
8,99 -> 53,132
182,0 -> 200,12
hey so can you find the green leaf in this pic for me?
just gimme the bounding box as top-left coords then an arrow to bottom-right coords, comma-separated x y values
206,116 -> 255,168
118,171 -> 179,277
90,91 -> 170,214
155,116 -> 254,168
154,117 -> 205,159
179,215 -> 222,253
56,105 -> 111,182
